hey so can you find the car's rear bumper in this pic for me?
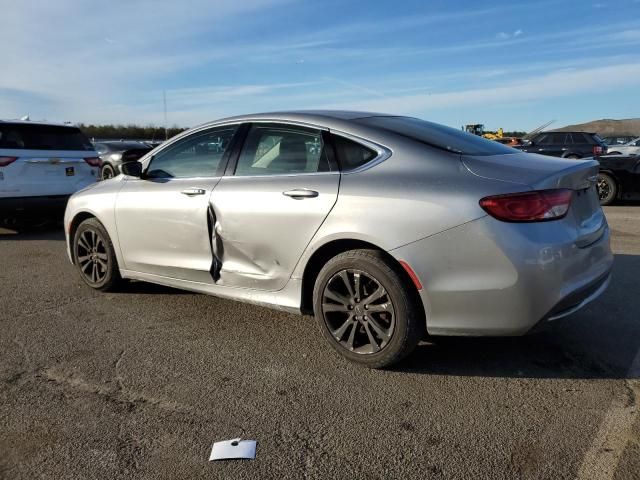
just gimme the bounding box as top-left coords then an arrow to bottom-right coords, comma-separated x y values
0,195 -> 70,216
390,215 -> 614,336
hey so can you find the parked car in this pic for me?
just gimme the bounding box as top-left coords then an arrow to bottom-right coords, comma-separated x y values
517,131 -> 607,158
596,153 -> 640,205
604,137 -> 640,156
93,141 -> 153,180
0,120 -> 99,217
602,136 -> 636,146
64,111 -> 613,368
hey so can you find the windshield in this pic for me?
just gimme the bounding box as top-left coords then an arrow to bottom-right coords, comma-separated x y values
355,116 -> 516,156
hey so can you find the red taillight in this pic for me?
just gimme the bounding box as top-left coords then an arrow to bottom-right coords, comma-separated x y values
83,157 -> 102,167
480,189 -> 572,222
593,145 -> 603,156
0,156 -> 18,167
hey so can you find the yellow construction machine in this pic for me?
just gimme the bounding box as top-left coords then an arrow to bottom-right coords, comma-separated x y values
464,124 -> 504,140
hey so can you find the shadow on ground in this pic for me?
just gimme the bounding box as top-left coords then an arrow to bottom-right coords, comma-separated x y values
399,253 -> 640,381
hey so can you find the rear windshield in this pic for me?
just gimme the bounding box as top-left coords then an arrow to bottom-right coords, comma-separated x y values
355,116 -> 515,155
0,123 -> 94,151
103,142 -> 150,150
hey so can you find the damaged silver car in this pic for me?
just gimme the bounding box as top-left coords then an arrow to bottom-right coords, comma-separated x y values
64,111 -> 613,368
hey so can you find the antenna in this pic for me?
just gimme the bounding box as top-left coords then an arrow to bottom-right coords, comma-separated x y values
163,90 -> 168,141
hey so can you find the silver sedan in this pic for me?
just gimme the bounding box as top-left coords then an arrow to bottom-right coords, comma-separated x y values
64,111 -> 613,368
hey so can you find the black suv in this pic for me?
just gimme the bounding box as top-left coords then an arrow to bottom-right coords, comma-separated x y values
518,131 -> 607,158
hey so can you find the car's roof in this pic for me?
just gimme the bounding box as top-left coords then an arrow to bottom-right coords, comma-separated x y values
0,119 -> 79,128
96,140 -> 149,146
542,130 -> 597,135
196,110 -> 395,130
218,110 -> 391,122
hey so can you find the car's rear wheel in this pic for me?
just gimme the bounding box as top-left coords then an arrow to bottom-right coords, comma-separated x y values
597,173 -> 617,206
101,163 -> 116,180
73,218 -> 122,291
608,151 -> 621,155
313,249 -> 424,368
566,154 -> 581,159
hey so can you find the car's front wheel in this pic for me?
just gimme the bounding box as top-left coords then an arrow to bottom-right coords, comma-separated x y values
597,173 -> 618,206
73,218 -> 122,291
313,249 -> 424,368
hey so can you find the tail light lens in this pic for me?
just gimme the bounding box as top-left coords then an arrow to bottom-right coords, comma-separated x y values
0,156 -> 18,167
593,145 -> 603,156
480,189 -> 572,222
83,157 -> 102,167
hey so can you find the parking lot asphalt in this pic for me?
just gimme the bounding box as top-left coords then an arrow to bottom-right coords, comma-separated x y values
1,207 -> 639,480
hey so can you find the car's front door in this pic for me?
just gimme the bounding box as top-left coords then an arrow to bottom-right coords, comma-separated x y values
210,123 -> 340,291
115,125 -> 240,282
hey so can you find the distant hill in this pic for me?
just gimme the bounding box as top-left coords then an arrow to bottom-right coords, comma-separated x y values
554,118 -> 640,136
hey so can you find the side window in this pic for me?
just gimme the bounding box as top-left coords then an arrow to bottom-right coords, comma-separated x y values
550,133 -> 567,144
332,135 -> 377,171
572,133 -> 587,144
146,126 -> 237,178
536,134 -> 551,145
235,125 -> 330,176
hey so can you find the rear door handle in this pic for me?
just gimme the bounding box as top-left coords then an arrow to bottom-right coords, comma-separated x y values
283,189 -> 319,199
181,188 -> 206,196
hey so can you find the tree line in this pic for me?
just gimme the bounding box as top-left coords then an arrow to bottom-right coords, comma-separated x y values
78,124 -> 186,141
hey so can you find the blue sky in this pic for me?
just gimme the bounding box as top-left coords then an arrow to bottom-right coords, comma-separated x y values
1,0 -> 640,130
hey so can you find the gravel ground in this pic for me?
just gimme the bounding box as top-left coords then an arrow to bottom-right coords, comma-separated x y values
0,206 -> 638,479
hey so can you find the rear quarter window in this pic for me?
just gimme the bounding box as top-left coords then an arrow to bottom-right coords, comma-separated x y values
0,124 -> 93,151
355,116 -> 515,156
332,135 -> 378,170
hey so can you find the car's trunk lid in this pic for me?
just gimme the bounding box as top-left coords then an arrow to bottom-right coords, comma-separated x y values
463,152 -> 605,247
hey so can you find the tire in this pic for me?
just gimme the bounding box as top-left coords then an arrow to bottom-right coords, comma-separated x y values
565,154 -> 581,159
312,249 -> 424,368
73,218 -> 122,291
100,163 -> 116,180
608,151 -> 621,156
597,173 -> 617,206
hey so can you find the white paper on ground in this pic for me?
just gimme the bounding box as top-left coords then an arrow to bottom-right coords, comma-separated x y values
209,438 -> 257,461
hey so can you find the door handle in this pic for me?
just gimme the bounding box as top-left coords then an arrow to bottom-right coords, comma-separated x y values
283,189 -> 319,199
181,188 -> 206,196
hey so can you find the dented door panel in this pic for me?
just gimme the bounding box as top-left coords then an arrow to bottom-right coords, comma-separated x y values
210,173 -> 340,291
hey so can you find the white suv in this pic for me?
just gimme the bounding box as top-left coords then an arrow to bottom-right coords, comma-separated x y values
0,121 -> 100,217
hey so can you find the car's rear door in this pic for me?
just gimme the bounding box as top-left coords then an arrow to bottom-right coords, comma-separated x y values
210,122 -> 339,291
0,123 -> 98,198
114,125 -> 240,282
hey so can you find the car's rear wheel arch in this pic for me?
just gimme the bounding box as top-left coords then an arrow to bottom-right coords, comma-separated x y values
300,239 -> 425,318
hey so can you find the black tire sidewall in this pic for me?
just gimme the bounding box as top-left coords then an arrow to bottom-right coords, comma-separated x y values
312,250 -> 422,368
598,173 -> 617,206
73,218 -> 119,290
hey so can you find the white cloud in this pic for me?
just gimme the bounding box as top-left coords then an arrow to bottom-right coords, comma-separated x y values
323,62 -> 640,114
497,29 -> 524,40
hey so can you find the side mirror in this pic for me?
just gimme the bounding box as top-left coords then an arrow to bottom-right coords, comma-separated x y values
120,161 -> 143,177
